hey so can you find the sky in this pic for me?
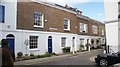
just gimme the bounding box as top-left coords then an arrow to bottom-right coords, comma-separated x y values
46,0 -> 105,22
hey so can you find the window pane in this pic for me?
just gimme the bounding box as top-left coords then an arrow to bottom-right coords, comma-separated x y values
0,5 -> 5,23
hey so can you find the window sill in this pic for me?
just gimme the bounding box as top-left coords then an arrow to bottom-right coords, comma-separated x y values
34,25 -> 44,28
29,49 -> 40,51
64,29 -> 70,31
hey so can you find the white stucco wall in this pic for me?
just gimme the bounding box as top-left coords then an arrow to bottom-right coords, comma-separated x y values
1,30 -> 79,57
0,29 -> 105,57
105,22 -> 119,52
104,0 -> 119,21
104,0 -> 120,52
118,22 -> 120,51
0,0 -> 17,41
0,1 -> 17,31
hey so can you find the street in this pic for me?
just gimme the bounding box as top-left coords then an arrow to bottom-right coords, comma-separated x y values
15,50 -> 103,67
34,50 -> 102,66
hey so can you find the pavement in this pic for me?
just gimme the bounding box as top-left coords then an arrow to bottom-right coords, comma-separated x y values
14,49 -> 103,65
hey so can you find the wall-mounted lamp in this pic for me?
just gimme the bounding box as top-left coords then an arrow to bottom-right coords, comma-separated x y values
45,20 -> 48,22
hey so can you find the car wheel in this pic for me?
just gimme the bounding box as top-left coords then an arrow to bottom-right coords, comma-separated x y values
99,59 -> 108,67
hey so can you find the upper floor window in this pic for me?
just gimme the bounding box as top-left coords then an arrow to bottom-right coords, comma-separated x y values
64,18 -> 70,30
0,5 -> 5,23
118,2 -> 120,19
102,30 -> 104,35
34,12 -> 44,28
29,36 -> 38,49
80,23 -> 88,33
92,25 -> 98,34
61,37 -> 66,47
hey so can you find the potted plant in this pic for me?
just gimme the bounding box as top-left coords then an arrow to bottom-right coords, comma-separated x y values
80,44 -> 84,51
17,52 -> 23,58
91,39 -> 94,45
62,47 -> 71,53
85,43 -> 91,50
96,39 -> 99,44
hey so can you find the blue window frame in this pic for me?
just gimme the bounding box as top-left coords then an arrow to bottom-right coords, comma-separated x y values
0,5 -> 5,23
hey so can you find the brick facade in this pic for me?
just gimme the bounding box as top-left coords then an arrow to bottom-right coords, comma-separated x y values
17,2 -> 105,37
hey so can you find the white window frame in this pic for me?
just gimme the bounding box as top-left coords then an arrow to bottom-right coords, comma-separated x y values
61,37 -> 66,47
80,23 -> 88,33
64,18 -> 70,31
34,12 -> 44,28
92,25 -> 98,34
29,36 -> 38,50
102,30 -> 104,35
80,39 -> 85,45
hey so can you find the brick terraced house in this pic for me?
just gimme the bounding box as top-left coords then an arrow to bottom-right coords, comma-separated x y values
0,0 -> 105,58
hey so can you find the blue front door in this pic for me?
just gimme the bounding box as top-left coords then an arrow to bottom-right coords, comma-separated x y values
6,37 -> 15,61
48,39 -> 52,54
7,38 -> 14,55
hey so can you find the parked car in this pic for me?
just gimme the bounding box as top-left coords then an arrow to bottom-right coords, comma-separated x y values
95,51 -> 120,66
113,63 -> 120,67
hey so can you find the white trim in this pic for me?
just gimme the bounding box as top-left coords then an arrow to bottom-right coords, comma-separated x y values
102,30 -> 104,35
29,49 -> 40,51
34,25 -> 44,28
104,19 -> 119,24
1,29 -> 105,38
6,37 -> 14,39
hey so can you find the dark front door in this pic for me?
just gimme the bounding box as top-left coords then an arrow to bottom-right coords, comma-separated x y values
48,38 -> 52,54
7,38 -> 14,55
6,34 -> 15,61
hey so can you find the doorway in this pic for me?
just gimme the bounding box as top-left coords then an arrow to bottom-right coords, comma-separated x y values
48,36 -> 52,54
6,34 -> 15,61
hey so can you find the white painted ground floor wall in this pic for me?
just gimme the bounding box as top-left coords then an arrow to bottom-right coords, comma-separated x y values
0,30 -> 105,57
105,22 -> 120,52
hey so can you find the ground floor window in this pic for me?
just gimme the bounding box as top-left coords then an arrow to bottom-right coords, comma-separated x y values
80,39 -> 84,45
29,36 -> 38,49
61,37 -> 66,47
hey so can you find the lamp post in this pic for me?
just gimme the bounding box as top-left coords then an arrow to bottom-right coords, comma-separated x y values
72,37 -> 75,55
24,39 -> 29,56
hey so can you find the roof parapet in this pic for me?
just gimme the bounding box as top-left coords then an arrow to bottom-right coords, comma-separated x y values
77,14 -> 104,24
